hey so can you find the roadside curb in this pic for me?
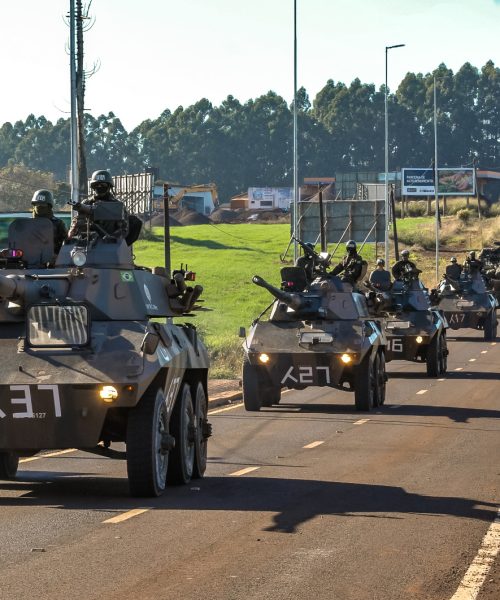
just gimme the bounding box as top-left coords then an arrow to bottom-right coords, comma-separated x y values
208,391 -> 242,409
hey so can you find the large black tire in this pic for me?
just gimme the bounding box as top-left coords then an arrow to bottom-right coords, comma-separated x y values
243,359 -> 278,411
426,332 -> 442,377
484,310 -> 497,341
126,385 -> 170,497
0,452 -> 19,480
168,384 -> 195,485
374,352 -> 387,407
354,353 -> 375,411
192,382 -> 210,479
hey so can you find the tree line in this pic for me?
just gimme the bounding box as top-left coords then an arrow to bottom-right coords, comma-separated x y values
0,60 -> 498,206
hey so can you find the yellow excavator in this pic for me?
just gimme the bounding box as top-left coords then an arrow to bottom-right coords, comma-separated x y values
162,183 -> 219,214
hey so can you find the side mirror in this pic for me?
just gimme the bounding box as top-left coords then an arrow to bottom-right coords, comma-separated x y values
238,327 -> 246,338
141,332 -> 160,355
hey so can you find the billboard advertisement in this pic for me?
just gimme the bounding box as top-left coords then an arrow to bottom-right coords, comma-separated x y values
402,168 -> 435,195
402,168 -> 475,196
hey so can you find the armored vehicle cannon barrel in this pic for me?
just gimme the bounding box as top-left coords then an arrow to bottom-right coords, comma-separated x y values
253,275 -> 311,312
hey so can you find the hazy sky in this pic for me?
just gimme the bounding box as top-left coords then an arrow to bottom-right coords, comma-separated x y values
1,0 -> 498,131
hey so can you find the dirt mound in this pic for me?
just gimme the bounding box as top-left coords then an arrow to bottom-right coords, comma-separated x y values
149,213 -> 182,227
175,208 -> 212,225
210,208 -> 240,223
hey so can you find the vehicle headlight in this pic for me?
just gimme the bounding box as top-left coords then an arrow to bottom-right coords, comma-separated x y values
71,248 -> 87,267
416,336 -> 423,344
340,353 -> 352,364
258,353 -> 270,364
99,386 -> 118,402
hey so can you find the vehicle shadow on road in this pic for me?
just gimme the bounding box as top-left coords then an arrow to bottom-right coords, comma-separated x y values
0,474 -> 496,535
388,371 -> 500,380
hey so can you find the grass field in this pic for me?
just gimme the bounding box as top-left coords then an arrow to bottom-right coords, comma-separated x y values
134,216 -> 499,377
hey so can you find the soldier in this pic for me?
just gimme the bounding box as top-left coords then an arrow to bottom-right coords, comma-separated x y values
31,189 -> 67,253
392,249 -> 418,281
369,258 -> 392,291
463,251 -> 483,276
445,256 -> 462,283
330,240 -> 364,284
68,170 -> 129,240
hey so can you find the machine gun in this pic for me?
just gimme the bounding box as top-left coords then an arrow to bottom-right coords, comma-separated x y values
252,274 -> 321,315
293,237 -> 331,280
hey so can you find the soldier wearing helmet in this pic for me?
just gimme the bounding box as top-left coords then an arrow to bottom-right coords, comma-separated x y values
330,240 -> 364,284
369,257 -> 392,291
391,249 -> 418,281
31,189 -> 67,253
68,170 -> 129,240
445,256 -> 462,282
463,250 -> 483,276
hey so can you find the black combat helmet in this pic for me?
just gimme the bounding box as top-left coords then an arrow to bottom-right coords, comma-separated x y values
401,249 -> 410,260
376,258 -> 385,266
468,251 -> 476,260
346,240 -> 357,253
31,189 -> 54,207
450,256 -> 457,263
90,170 -> 114,188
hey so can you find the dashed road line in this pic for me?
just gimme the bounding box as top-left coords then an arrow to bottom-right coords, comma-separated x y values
455,367 -> 464,371
303,441 -> 324,449
438,378 -> 446,382
469,358 -> 476,362
416,389 -> 428,395
228,466 -> 260,477
481,350 -> 488,354
20,449 -> 77,463
103,508 -> 150,524
450,508 -> 500,600
353,419 -> 370,425
491,342 -> 497,346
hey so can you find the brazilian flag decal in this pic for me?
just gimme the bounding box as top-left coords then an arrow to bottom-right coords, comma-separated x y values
120,271 -> 135,282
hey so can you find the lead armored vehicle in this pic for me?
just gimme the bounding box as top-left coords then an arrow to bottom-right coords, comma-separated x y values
0,202 -> 211,497
366,269 -> 448,376
241,242 -> 387,412
436,270 -> 498,340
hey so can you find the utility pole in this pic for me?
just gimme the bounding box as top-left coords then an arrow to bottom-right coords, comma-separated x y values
76,0 -> 88,198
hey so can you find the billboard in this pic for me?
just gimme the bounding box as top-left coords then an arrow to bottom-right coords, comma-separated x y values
402,168 -> 475,196
248,187 -> 292,210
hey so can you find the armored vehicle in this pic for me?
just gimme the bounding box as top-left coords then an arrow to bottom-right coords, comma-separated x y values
479,243 -> 500,303
436,270 -> 498,340
0,202 -> 211,497
241,242 -> 387,412
366,269 -> 448,376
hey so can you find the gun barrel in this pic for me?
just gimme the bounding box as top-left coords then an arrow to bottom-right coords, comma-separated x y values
252,275 -> 304,311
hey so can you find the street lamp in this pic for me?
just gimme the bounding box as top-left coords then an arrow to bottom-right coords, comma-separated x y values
434,75 -> 439,284
293,0 -> 299,262
384,43 -> 405,266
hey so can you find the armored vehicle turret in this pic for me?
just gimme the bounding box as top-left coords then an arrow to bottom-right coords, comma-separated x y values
366,268 -> 448,376
436,270 -> 498,340
0,202 -> 211,497
479,243 -> 500,303
241,242 -> 387,412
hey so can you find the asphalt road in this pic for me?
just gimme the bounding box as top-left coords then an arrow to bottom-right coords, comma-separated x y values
0,331 -> 498,600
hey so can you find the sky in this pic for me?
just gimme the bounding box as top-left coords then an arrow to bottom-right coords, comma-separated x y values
0,0 -> 499,132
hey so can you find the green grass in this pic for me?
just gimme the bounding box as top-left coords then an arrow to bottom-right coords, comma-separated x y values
134,223 -> 379,377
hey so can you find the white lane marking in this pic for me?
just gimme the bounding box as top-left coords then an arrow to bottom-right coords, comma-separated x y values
228,466 -> 260,477
450,508 -> 500,600
438,378 -> 446,382
416,389 -> 428,395
455,367 -> 464,371
469,358 -> 477,362
208,402 -> 243,415
303,441 -> 324,449
103,508 -> 150,524
481,351 -> 488,354
353,419 -> 370,425
491,342 -> 497,346
20,449 -> 77,463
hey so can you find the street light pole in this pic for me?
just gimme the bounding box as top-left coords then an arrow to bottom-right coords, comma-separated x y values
434,75 -> 439,284
292,0 -> 299,262
384,43 -> 405,266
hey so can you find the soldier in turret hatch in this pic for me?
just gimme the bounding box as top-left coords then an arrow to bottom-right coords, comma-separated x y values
463,251 -> 483,276
392,249 -> 419,281
445,256 -> 462,283
68,170 -> 129,240
369,258 -> 392,291
31,189 -> 67,253
330,240 -> 364,284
